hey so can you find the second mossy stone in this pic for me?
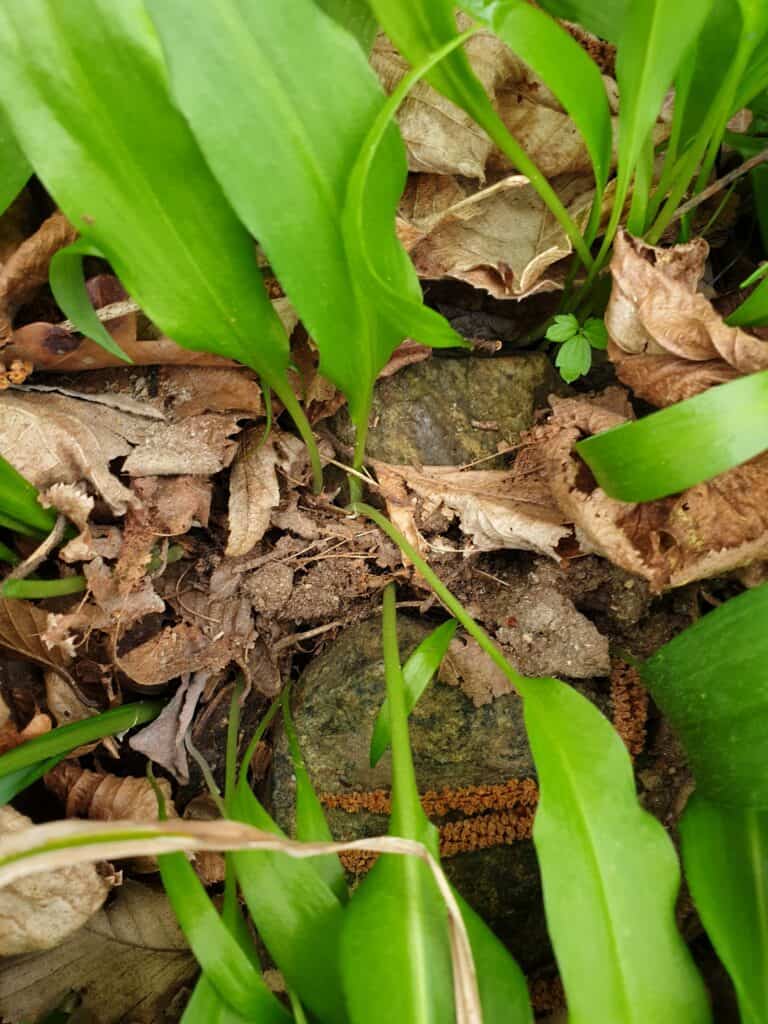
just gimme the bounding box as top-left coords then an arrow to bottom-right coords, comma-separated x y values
332,353 -> 558,466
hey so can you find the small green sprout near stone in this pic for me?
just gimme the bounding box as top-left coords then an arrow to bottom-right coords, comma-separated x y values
546,314 -> 608,384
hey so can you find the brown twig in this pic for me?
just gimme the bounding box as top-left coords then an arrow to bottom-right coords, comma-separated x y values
669,147 -> 768,226
6,515 -> 66,581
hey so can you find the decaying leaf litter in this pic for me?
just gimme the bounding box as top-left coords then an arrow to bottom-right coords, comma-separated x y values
0,14 -> 763,1024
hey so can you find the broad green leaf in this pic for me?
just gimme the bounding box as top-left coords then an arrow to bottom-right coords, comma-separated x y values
576,370 -> 768,502
524,678 -> 711,1024
0,104 -> 30,215
159,852 -> 289,1022
461,0 -> 613,202
728,274 -> 768,327
366,0 -> 593,267
282,690 -> 348,902
642,585 -> 768,807
147,0 -> 455,444
0,0 -> 319,482
0,701 -> 162,778
182,976 -> 251,1024
314,0 -> 377,51
534,0 -> 628,43
341,585 -> 455,1024
49,240 -> 131,362
369,618 -> 457,766
230,784 -> 347,1024
602,0 -> 712,251
681,796 -> 768,1024
0,455 -> 57,535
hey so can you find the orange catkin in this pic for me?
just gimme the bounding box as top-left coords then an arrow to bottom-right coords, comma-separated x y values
610,661 -> 649,759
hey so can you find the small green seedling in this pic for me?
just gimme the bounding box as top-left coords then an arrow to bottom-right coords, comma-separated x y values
545,314 -> 608,383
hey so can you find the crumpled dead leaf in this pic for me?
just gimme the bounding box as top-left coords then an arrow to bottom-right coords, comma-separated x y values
0,710 -> 51,756
0,880 -> 197,1024
131,475 -> 212,535
375,460 -> 571,562
0,390 -> 241,515
226,429 -> 307,557
0,597 -> 76,688
606,231 -> 768,406
439,637 -> 513,706
157,365 -> 264,418
115,622 -> 243,688
128,673 -> 207,782
0,805 -> 110,955
398,172 -> 597,299
534,391 -> 768,590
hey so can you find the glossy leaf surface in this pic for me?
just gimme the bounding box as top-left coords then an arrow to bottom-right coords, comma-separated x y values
577,370 -> 768,501
642,584 -> 768,807
681,796 -> 768,1024
535,0 -> 627,43
0,105 -> 30,214
524,677 -> 711,1024
315,0 -> 377,51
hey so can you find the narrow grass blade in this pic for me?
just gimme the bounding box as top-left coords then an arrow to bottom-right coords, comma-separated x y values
0,456 -> 57,535
2,577 -> 86,599
230,785 -> 348,1024
576,370 -> 768,502
369,618 -> 456,766
727,275 -> 768,327
0,755 -> 62,805
681,796 -> 768,1024
314,0 -> 378,51
159,852 -> 289,1022
524,678 -> 711,1024
0,701 -> 163,778
341,585 -> 456,1024
282,689 -> 348,901
49,241 -> 131,362
642,585 -> 768,807
182,976 -> 252,1024
0,105 -> 30,215
0,0 -> 319,484
147,0 -> 447,442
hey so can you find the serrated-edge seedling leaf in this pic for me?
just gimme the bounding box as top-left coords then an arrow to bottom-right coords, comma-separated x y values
282,688 -> 348,902
49,240 -> 131,363
369,618 -> 457,766
524,678 -> 711,1024
642,584 -> 768,807
576,369 -> 768,502
680,796 -> 768,1024
158,852 -> 289,1022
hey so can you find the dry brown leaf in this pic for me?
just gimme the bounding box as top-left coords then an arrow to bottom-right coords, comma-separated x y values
607,231 -> 768,405
158,365 -> 264,418
129,674 -> 207,783
375,460 -> 570,561
122,414 -> 240,477
0,598 -> 76,688
0,212 -> 77,343
398,172 -> 595,299
131,475 -> 212,535
0,880 -> 196,1024
0,712 -> 52,757
226,429 -> 306,557
44,669 -> 93,727
0,805 -> 110,955
439,637 -> 514,706
183,794 -> 227,886
116,623 -> 238,688
539,393 -> 768,589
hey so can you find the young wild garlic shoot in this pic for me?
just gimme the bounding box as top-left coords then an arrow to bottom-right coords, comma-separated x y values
545,314 -> 608,383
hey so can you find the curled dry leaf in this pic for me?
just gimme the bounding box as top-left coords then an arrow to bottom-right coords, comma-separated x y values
44,669 -> 93,727
0,880 -> 196,1024
183,793 -> 226,886
537,392 -> 768,590
374,460 -> 570,561
606,231 -> 768,406
0,597 -> 76,688
131,475 -> 212,535
129,673 -> 207,782
0,391 -> 241,515
0,805 -> 110,955
0,211 -> 77,343
157,365 -> 264,419
398,172 -> 595,299
0,710 -> 51,757
116,622 -> 241,688
226,429 -> 306,557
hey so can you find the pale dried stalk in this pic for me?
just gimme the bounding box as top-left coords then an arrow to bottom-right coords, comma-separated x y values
0,817 -> 481,1024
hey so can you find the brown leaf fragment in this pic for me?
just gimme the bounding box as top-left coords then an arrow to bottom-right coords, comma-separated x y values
122,413 -> 241,477
45,762 -> 178,823
129,673 -> 207,782
44,669 -> 93,727
374,460 -> 570,561
0,880 -> 196,1024
607,342 -> 740,407
0,805 -> 110,955
183,794 -> 227,886
539,392 -> 768,589
116,623 -> 238,688
439,636 -> 514,706
399,172 -> 594,299
0,711 -> 52,757
0,598 -> 76,688
607,231 -> 768,383
0,212 -> 77,343
158,365 -> 264,419
131,475 -> 212,535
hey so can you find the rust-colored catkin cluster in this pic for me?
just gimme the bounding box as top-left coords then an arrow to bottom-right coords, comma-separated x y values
45,762 -> 178,823
327,778 -> 540,873
0,359 -> 33,389
610,661 -> 649,760
529,976 -> 566,1016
